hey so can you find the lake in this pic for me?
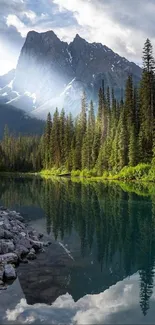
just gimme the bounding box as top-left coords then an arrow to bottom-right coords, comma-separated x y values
0,176 -> 155,324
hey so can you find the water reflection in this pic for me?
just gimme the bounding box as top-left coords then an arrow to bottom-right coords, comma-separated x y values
3,273 -> 155,324
0,176 -> 155,318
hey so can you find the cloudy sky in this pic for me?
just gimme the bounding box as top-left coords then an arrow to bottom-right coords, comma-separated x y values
1,0 -> 155,75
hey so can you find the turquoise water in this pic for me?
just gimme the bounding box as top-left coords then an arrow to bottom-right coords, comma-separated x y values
0,176 -> 155,324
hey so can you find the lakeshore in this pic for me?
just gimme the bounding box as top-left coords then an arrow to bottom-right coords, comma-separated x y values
0,207 -> 51,290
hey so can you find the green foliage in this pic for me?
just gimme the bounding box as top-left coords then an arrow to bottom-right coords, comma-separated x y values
0,128 -> 42,172
2,39 -> 155,180
113,164 -> 151,181
71,170 -> 81,177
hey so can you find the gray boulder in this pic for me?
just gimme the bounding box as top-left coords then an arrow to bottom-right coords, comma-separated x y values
14,235 -> 32,250
0,240 -> 15,254
27,249 -> 36,260
4,264 -> 16,280
15,244 -> 29,257
30,240 -> 43,251
4,230 -> 14,239
0,253 -> 18,264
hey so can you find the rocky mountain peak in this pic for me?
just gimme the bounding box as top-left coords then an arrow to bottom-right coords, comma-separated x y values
73,34 -> 86,42
0,30 -> 142,119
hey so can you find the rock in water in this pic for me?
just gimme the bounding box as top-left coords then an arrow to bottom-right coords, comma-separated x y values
30,240 -> 43,251
4,264 -> 16,280
27,248 -> 36,260
0,207 -> 49,288
0,253 -> 18,264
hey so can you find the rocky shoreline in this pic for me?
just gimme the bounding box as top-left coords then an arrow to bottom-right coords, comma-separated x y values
0,207 -> 51,289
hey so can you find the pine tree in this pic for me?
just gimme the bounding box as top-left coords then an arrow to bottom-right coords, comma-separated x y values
117,108 -> 128,169
97,87 -> 104,127
125,75 -> 134,126
139,39 -> 155,161
82,134 -> 88,169
59,108 -> 66,166
44,113 -> 52,169
128,125 -> 137,166
106,86 -> 110,112
143,39 -> 155,73
87,100 -> 95,169
64,113 -> 74,170
50,108 -> 60,168
80,90 -> 87,137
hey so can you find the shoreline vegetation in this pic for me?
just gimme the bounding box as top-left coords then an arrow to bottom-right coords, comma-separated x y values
39,163 -> 155,182
0,162 -> 155,183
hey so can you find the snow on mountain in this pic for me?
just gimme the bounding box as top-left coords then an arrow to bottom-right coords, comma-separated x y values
0,30 -> 142,119
60,78 -> 76,97
2,92 -> 7,97
8,79 -> 14,90
24,92 -> 36,105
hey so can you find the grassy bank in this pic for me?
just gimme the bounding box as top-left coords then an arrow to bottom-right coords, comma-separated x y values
39,163 -> 155,182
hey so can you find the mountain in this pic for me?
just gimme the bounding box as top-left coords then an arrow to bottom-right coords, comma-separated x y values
0,69 -> 15,89
0,30 -> 142,119
0,103 -> 45,138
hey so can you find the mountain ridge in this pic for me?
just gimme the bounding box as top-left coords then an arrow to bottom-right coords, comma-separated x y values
0,30 -> 142,119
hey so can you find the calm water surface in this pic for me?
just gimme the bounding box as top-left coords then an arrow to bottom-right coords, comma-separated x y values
0,176 -> 155,324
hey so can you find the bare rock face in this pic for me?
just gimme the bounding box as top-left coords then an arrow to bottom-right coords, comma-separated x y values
0,31 -> 142,119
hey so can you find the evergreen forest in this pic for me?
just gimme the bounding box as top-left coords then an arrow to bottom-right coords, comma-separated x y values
1,39 -> 155,180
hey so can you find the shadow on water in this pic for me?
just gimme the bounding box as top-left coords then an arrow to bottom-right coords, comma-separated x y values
0,176 -> 155,317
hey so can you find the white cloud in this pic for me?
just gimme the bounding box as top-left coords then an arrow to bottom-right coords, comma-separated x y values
0,41 -> 17,75
23,10 -> 37,22
52,0 -> 155,63
6,14 -> 27,37
2,0 -> 155,75
5,272 -> 155,324
0,60 -> 16,75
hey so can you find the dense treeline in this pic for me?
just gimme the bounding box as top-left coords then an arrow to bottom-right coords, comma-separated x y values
42,39 -> 155,174
1,39 -> 155,174
0,126 -> 42,172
